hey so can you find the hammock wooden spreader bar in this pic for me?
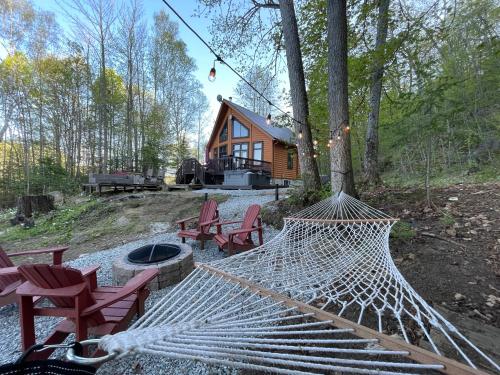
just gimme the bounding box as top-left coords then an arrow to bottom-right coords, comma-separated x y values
199,263 -> 491,375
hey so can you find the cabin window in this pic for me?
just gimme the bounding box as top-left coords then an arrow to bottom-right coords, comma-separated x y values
219,145 -> 227,158
219,121 -> 228,142
232,118 -> 249,138
232,143 -> 248,159
287,149 -> 294,170
253,142 -> 263,163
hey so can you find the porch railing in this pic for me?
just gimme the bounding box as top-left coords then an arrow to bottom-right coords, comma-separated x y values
206,156 -> 271,175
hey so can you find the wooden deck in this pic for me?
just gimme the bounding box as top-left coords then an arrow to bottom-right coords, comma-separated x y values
166,184 -> 203,191
82,183 -> 162,195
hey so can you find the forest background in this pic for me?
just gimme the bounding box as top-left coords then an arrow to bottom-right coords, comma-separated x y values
0,0 -> 498,206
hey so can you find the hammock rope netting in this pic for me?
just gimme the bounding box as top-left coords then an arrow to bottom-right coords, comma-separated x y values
98,192 -> 499,375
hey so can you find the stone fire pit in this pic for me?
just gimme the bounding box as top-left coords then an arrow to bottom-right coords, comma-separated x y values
112,243 -> 194,291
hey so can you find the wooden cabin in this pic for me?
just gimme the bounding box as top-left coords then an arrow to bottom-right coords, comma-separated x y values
205,100 -> 299,184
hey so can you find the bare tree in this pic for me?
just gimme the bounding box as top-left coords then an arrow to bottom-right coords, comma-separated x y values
116,0 -> 144,171
327,0 -> 357,195
57,0 -> 117,173
363,0 -> 390,185
235,65 -> 278,116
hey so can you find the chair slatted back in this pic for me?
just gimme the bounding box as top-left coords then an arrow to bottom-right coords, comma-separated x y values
0,247 -> 21,292
197,199 -> 219,234
18,264 -> 105,325
237,204 -> 261,241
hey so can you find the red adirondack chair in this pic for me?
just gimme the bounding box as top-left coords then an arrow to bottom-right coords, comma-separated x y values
176,199 -> 219,249
214,204 -> 263,256
16,264 -> 158,359
0,245 -> 68,308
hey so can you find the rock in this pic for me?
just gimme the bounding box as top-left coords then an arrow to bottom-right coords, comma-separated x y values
469,229 -> 478,235
485,294 -> 500,307
448,197 -> 459,201
48,191 -> 64,205
454,293 -> 466,301
150,222 -> 170,234
445,228 -> 457,237
116,216 -> 130,227
470,309 -> 489,320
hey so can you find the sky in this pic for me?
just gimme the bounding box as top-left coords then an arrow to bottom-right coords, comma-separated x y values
34,0 -> 283,139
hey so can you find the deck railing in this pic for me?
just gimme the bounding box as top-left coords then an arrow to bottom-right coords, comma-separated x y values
206,156 -> 271,175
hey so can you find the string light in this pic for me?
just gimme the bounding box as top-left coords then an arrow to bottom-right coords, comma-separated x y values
266,113 -> 272,125
208,66 -> 216,82
344,125 -> 350,133
313,153 -> 318,158
313,139 -> 318,146
298,129 -> 303,139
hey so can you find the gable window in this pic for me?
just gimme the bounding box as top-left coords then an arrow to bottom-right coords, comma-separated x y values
287,149 -> 294,170
219,145 -> 227,158
232,118 -> 249,138
219,121 -> 228,142
232,143 -> 249,159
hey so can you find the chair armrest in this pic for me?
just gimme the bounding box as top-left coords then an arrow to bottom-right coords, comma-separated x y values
7,246 -> 69,258
16,281 -> 87,298
199,218 -> 219,227
0,267 -> 19,277
8,246 -> 69,265
175,216 -> 198,225
215,220 -> 243,228
82,269 -> 158,316
228,227 -> 262,236
80,265 -> 100,277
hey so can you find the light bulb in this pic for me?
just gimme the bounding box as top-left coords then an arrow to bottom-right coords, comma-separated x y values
337,135 -> 341,140
298,130 -> 303,139
266,113 -> 271,125
208,67 -> 216,82
313,139 -> 318,146
313,154 -> 317,158
345,125 -> 350,132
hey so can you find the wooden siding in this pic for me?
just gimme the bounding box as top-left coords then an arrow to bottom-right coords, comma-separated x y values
272,142 -> 299,180
206,103 -> 298,179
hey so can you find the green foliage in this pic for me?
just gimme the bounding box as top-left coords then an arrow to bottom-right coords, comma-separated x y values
0,199 -> 99,243
390,221 -> 416,240
299,0 -> 500,187
29,157 -> 81,194
439,212 -> 455,227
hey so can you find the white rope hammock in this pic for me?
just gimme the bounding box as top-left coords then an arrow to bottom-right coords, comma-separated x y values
99,192 -> 499,375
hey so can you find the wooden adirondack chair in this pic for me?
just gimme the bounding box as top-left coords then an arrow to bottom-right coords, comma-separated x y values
214,204 -> 263,256
16,264 -> 158,359
0,245 -> 68,308
176,199 -> 219,250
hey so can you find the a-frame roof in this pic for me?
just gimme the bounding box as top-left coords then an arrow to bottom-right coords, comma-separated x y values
206,100 -> 295,149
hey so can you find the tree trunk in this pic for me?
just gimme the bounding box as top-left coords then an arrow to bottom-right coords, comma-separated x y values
363,0 -> 390,185
15,195 -> 55,219
327,0 -> 357,196
278,0 -> 321,192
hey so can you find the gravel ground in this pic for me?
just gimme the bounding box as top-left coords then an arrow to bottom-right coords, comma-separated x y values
0,190 -> 280,374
